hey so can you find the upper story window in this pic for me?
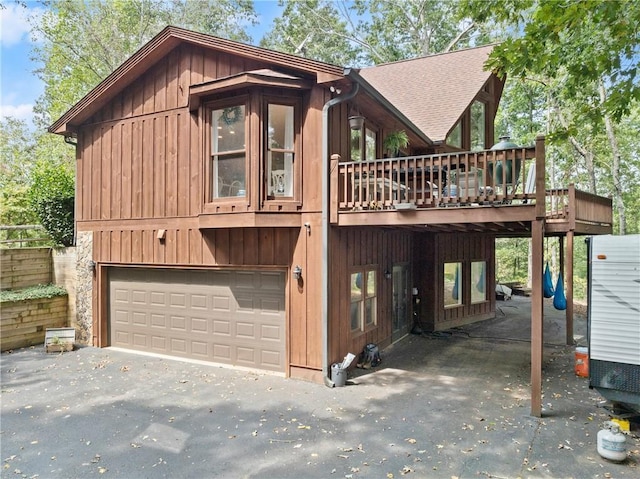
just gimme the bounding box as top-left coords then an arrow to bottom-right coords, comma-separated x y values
446,99 -> 487,151
211,104 -> 246,199
205,93 -> 301,205
446,121 -> 462,149
350,125 -> 377,162
470,100 -> 486,151
267,104 -> 295,197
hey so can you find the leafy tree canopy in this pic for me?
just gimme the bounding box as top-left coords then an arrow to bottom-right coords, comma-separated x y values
461,0 -> 640,129
31,0 -> 258,128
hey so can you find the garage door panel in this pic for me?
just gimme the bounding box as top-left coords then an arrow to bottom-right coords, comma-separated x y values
109,268 -> 285,372
191,294 -> 207,309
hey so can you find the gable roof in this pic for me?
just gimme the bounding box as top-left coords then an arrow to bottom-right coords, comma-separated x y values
49,26 -> 345,135
358,45 -> 497,142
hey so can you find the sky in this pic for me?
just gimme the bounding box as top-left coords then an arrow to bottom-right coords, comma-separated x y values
0,1 -> 283,130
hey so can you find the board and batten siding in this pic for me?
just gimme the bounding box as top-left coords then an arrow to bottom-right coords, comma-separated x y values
415,232 -> 496,331
85,44 -> 267,125
328,227 -> 413,366
77,110 -> 199,223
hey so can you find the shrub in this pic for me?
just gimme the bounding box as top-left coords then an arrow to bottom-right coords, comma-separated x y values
28,158 -> 75,246
0,284 -> 67,302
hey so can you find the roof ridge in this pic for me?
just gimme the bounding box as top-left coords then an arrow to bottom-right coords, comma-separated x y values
363,43 -> 498,69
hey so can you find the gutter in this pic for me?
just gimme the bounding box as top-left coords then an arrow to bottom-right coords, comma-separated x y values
321,68 -> 432,387
321,82 -> 360,387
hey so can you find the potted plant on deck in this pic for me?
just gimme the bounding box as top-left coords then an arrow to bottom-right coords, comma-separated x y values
383,130 -> 409,158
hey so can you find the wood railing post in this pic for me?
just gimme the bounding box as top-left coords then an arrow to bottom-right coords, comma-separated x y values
535,136 -> 546,219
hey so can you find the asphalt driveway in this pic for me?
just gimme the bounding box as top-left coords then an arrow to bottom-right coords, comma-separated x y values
1,296 -> 638,478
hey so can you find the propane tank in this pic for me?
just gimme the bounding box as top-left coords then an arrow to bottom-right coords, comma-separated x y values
597,421 -> 627,462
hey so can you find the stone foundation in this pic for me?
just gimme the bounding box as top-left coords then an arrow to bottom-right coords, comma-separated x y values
75,231 -> 93,344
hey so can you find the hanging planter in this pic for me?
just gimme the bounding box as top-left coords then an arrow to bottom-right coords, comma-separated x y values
383,130 -> 410,157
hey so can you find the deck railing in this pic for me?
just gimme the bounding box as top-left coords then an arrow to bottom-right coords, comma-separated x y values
333,137 -> 612,230
546,185 -> 613,225
335,145 -> 538,210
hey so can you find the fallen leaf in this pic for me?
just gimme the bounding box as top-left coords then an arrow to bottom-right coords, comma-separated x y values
405,438 -> 417,444
400,465 -> 413,475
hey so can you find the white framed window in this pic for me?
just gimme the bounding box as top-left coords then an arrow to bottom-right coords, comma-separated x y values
350,269 -> 377,332
267,103 -> 295,197
211,104 -> 246,199
444,262 -> 462,308
350,125 -> 377,161
471,261 -> 487,303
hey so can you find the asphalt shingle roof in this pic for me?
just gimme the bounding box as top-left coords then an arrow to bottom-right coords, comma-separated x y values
359,45 -> 496,142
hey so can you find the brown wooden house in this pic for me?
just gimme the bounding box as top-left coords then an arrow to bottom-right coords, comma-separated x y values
50,26 -> 612,416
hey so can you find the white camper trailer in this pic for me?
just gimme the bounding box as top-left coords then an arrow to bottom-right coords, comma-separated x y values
587,234 -> 640,413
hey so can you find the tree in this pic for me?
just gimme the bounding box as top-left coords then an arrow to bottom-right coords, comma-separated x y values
259,0 -> 360,65
462,0 -> 640,234
31,0 -> 259,130
354,0 -> 483,63
28,155 -> 75,246
0,118 -> 39,226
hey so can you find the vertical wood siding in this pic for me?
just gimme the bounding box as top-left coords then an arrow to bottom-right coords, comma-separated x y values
413,232 -> 495,331
78,111 -> 198,221
328,227 -> 413,366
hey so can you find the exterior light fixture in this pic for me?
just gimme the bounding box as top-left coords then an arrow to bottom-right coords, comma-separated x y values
384,269 -> 392,280
292,265 -> 303,281
348,115 -> 365,130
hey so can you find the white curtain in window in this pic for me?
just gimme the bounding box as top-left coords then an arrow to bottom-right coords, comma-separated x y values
212,111 -> 220,197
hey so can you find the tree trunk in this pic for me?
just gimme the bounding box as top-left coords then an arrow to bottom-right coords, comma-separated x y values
599,80 -> 626,234
555,109 -> 598,194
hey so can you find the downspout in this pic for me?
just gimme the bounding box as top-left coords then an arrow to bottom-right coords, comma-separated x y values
321,82 -> 360,387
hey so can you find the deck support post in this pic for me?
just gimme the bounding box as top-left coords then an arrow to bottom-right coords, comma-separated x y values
531,219 -> 545,417
566,232 -> 574,345
531,135 -> 546,418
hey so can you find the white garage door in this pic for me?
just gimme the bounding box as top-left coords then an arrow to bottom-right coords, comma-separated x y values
108,268 -> 286,372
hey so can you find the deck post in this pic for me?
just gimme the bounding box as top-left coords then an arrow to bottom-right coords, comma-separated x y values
566,231 -> 574,345
531,219 -> 544,417
531,135 -> 546,418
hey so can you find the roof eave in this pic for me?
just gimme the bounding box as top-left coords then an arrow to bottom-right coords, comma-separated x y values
49,26 -> 345,135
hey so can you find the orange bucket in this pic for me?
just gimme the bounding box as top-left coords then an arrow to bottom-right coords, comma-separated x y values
575,347 -> 589,377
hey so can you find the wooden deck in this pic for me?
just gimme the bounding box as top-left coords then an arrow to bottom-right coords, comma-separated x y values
332,139 -> 612,237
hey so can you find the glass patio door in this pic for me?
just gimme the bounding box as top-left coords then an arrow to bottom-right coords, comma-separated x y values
392,264 -> 410,342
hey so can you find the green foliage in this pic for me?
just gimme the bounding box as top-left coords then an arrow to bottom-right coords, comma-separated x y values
0,283 -> 67,303
32,0 -> 258,129
461,0 -> 640,128
259,0 -> 360,65
28,158 -> 75,247
383,130 -> 410,156
354,0 -> 482,63
0,118 -> 39,225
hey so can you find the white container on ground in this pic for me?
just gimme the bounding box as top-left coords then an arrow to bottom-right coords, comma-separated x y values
597,422 -> 627,462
